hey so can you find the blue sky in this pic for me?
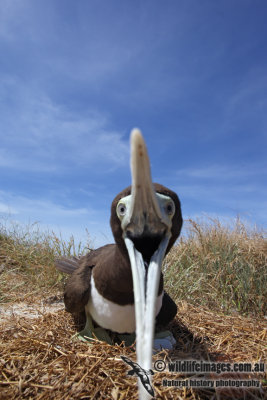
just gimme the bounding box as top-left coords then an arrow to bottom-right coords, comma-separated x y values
0,0 -> 266,247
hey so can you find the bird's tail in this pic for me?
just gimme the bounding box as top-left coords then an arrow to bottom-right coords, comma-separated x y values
55,256 -> 79,274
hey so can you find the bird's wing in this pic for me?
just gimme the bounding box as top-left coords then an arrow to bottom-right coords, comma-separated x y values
64,263 -> 93,313
55,256 -> 79,274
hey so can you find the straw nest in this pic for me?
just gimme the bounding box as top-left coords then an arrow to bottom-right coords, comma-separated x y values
0,298 -> 266,400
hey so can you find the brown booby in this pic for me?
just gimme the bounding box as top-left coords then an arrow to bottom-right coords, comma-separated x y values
56,129 -> 182,399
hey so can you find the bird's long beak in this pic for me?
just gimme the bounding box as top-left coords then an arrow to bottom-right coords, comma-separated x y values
123,129 -> 172,399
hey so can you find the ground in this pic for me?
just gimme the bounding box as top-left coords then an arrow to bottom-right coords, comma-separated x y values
0,294 -> 266,399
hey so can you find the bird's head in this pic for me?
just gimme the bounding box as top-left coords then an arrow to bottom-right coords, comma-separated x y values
110,130 -> 182,263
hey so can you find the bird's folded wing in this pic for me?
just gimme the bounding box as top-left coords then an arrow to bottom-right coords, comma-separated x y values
55,256 -> 79,274
64,264 -> 93,313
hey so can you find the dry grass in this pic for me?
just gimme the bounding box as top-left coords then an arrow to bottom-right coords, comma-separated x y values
0,301 -> 266,399
164,218 -> 267,316
0,217 -> 266,399
0,220 -> 90,303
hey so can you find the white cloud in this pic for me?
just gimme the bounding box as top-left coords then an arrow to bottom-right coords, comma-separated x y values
0,80 -> 129,173
0,202 -> 18,215
0,190 -> 113,248
174,163 -> 267,181
0,190 -> 93,219
168,161 -> 267,231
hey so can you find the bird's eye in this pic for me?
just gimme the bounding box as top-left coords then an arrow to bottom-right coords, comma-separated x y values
165,201 -> 174,216
117,203 -> 127,217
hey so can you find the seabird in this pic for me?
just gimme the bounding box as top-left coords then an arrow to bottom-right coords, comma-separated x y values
56,129 -> 182,399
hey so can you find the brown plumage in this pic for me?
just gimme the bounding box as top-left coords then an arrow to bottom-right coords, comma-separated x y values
56,183 -> 182,332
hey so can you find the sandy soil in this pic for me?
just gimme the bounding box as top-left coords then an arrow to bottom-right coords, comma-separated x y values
0,296 -> 64,323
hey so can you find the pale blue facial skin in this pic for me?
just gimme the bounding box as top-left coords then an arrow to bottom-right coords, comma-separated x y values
116,192 -> 175,235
